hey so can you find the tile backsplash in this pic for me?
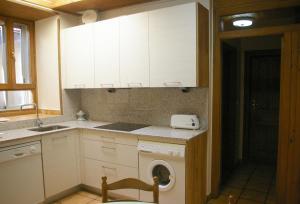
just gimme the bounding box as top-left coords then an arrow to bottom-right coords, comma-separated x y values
81,88 -> 208,126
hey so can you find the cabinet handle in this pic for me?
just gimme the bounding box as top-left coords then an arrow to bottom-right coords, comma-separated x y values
52,135 -> 68,140
128,83 -> 142,88
163,82 -> 182,87
102,166 -> 117,171
101,136 -> 115,142
13,152 -> 26,158
100,84 -> 114,88
101,146 -> 116,151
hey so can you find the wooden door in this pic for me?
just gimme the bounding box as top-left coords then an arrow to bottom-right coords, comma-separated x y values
94,18 -> 120,88
286,31 -> 300,204
221,42 -> 239,183
244,50 -> 280,164
120,12 -> 149,88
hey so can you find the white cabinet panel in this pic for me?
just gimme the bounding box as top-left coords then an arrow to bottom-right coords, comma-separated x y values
94,18 -> 120,88
120,12 -> 149,88
82,129 -> 138,146
149,3 -> 197,87
62,24 -> 94,89
81,137 -> 138,168
82,158 -> 139,199
42,130 -> 80,198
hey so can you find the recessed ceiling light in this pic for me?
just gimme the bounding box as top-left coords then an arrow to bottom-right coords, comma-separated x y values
233,18 -> 253,27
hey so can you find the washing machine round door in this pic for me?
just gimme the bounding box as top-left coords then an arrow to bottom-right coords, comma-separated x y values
147,160 -> 176,192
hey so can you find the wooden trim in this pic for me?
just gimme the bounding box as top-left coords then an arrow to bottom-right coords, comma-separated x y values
219,24 -> 300,40
214,0 -> 300,16
0,109 -> 35,117
38,109 -> 61,115
197,3 -> 209,87
276,32 -> 293,204
185,132 -> 207,204
211,18 -> 300,199
57,18 -> 63,115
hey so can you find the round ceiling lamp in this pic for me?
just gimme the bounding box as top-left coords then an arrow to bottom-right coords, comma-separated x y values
233,18 -> 253,27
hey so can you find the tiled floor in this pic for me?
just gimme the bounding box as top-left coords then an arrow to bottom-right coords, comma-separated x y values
208,163 -> 276,204
52,191 -> 103,204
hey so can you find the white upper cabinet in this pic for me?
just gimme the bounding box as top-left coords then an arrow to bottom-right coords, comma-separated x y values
62,24 -> 94,89
149,3 -> 198,87
61,2 -> 207,89
120,12 -> 149,88
94,18 -> 120,88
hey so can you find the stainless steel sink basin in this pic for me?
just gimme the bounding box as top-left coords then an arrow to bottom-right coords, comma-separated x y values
29,125 -> 69,132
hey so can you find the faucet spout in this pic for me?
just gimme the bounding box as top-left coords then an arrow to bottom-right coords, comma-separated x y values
20,103 -> 43,127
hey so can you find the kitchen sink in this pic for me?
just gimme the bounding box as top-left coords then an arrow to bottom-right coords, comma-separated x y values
29,125 -> 69,132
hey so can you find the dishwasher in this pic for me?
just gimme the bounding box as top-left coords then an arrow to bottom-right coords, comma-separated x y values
0,141 -> 45,204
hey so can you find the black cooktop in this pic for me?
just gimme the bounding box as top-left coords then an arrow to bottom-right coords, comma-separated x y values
94,122 -> 150,132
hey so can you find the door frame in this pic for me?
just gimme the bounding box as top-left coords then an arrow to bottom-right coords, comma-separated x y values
211,11 -> 300,201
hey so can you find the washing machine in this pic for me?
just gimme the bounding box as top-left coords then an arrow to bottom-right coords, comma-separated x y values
138,140 -> 185,204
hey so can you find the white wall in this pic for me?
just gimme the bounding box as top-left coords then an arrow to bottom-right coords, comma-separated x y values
35,13 -> 80,113
35,16 -> 61,111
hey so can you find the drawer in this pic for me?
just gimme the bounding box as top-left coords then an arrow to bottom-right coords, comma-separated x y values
82,129 -> 138,146
81,137 -> 138,168
82,158 -> 139,200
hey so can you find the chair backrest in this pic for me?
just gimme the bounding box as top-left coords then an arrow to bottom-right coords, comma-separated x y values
101,176 -> 159,203
228,195 -> 236,204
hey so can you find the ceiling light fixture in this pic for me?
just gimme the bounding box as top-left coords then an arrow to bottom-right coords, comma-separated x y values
233,18 -> 253,27
7,0 -> 55,12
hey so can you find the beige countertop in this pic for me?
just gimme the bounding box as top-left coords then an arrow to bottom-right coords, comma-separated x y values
0,120 -> 207,146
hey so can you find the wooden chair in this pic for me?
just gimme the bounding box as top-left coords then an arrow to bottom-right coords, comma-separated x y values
228,195 -> 237,204
101,176 -> 159,203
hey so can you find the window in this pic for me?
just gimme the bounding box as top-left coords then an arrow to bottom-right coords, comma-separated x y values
0,16 -> 36,115
0,21 -> 7,84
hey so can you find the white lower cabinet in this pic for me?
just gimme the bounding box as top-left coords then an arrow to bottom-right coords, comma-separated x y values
42,130 -> 80,198
80,130 -> 139,199
82,158 -> 139,199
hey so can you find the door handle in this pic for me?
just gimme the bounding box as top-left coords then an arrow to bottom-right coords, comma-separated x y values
251,99 -> 257,111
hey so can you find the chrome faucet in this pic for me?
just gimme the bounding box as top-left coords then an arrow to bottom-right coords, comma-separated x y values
20,103 -> 43,128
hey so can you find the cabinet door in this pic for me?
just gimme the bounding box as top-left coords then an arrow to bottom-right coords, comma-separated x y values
120,12 -> 149,88
149,3 -> 197,87
94,18 -> 120,88
62,24 -> 94,89
42,131 -> 80,198
82,158 -> 139,199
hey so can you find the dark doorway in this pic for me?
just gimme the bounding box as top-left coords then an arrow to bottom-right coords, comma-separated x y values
221,42 -> 239,184
243,50 -> 281,165
214,36 -> 281,204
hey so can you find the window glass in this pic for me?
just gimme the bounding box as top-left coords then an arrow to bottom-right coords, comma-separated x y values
0,21 -> 7,84
0,90 -> 33,111
13,23 -> 31,84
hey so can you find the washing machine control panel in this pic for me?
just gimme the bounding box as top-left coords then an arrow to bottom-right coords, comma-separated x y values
138,141 -> 185,158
